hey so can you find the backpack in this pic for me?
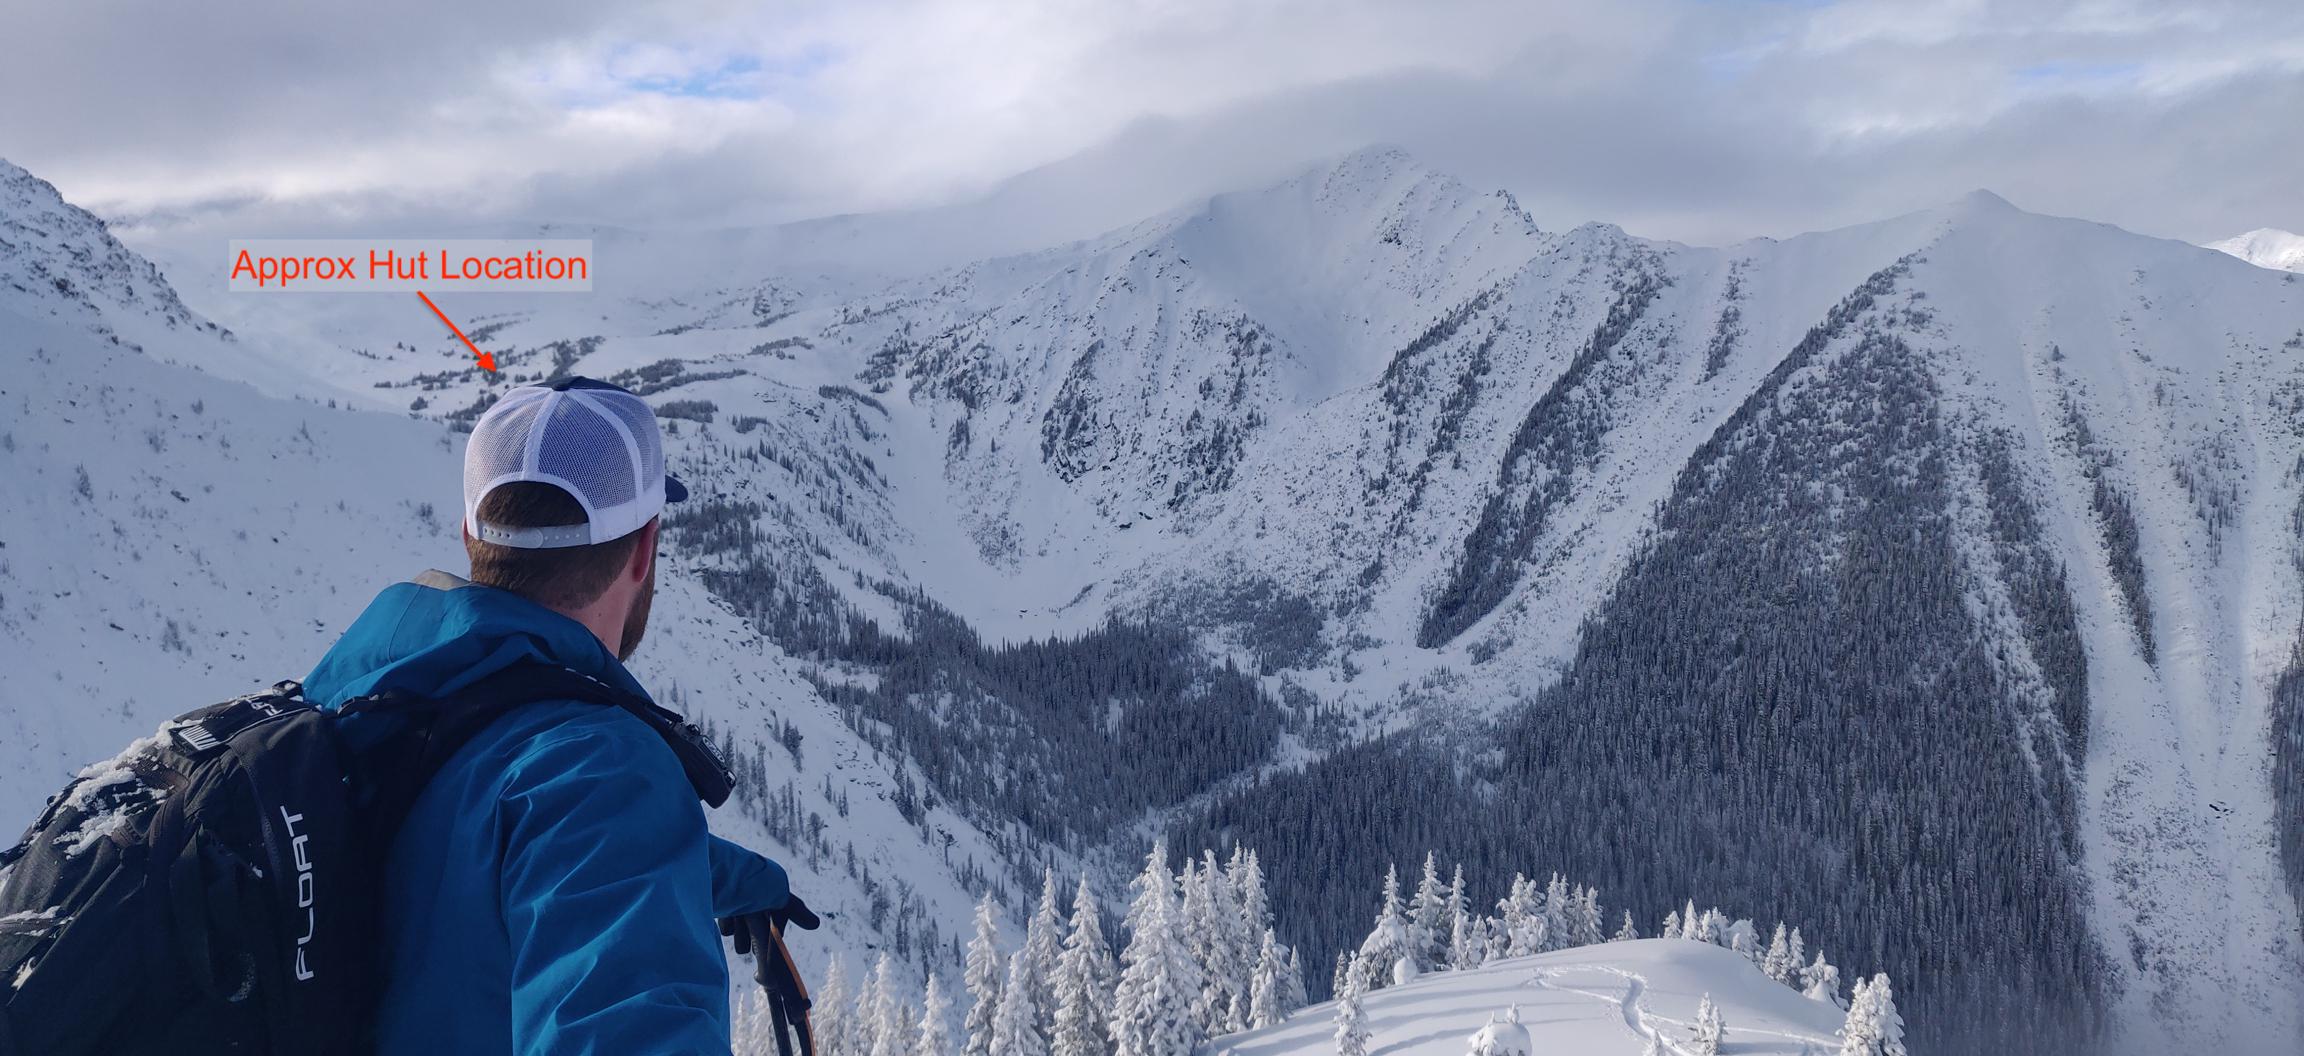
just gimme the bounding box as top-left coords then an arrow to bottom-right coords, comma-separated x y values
0,663 -> 733,1055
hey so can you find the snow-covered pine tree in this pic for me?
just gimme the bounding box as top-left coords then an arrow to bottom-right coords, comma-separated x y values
866,952 -> 907,1056
1024,869 -> 1068,1039
1439,863 -> 1469,968
1247,928 -> 1289,1030
1836,974 -> 1906,1056
732,989 -> 778,1056
1786,929 -> 1807,982
1409,852 -> 1448,970
1661,909 -> 1682,940
1571,886 -> 1604,947
1199,849 -> 1250,1032
1052,874 -> 1117,1056
1176,857 -> 1226,1033
1679,900 -> 1701,940
993,952 -> 1049,1056
1613,911 -> 1640,942
1333,971 -> 1371,1056
1278,942 -> 1309,1014
1357,865 -> 1412,989
814,958 -> 856,1056
1232,848 -> 1274,941
1111,841 -> 1203,1056
1693,908 -> 1727,946
962,895 -> 1004,1056
1502,876 -> 1546,957
1691,994 -> 1724,1056
1331,951 -> 1351,998
1802,953 -> 1845,1010
1481,915 -> 1511,963
1538,874 -> 1572,952
1727,918 -> 1759,962
1762,924 -> 1796,985
1449,908 -> 1483,970
919,974 -> 956,1056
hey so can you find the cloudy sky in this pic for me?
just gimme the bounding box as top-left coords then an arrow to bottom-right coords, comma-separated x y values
5,0 -> 2299,255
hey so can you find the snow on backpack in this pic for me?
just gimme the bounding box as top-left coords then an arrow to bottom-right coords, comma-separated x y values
0,663 -> 732,1056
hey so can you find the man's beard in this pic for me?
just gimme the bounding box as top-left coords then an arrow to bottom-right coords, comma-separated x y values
617,559 -> 655,661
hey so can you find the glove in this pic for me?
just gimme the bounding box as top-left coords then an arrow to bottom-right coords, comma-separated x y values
720,895 -> 822,1000
720,895 -> 821,957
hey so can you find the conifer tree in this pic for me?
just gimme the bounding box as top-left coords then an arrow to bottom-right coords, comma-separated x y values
1836,974 -> 1906,1056
1762,924 -> 1797,985
1802,953 -> 1845,1010
1661,909 -> 1682,940
1111,841 -> 1203,1056
1024,868 -> 1068,1039
918,974 -> 956,1056
1691,994 -> 1725,1056
993,952 -> 1048,1056
1200,849 -> 1250,1032
866,952 -> 906,1056
1053,875 -> 1117,1056
1409,852 -> 1449,969
1357,865 -> 1411,988
1613,911 -> 1640,942
1539,874 -> 1573,952
815,958 -> 856,1056
1449,907 -> 1483,970
1571,886 -> 1605,947
1333,971 -> 1371,1056
962,895 -> 1004,1056
1278,942 -> 1310,1013
1247,928 -> 1289,1030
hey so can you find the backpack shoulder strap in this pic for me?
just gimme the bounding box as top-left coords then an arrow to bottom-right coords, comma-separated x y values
450,664 -> 734,808
341,664 -> 734,841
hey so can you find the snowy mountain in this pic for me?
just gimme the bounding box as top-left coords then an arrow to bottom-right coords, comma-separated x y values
0,164 -> 1023,1010
8,146 -> 2304,1054
2205,228 -> 2304,273
1207,940 -> 1850,1056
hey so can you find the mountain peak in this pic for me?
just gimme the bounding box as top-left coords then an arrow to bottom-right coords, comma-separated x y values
1950,188 -> 2019,214
2203,227 -> 2304,273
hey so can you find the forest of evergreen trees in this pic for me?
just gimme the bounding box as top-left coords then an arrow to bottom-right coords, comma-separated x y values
1176,267 -> 2108,1055
760,845 -> 1911,1056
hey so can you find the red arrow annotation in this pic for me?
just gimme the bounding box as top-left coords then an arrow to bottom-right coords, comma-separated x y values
416,290 -> 497,374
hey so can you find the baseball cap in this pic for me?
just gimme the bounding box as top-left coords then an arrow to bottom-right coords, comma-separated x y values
462,376 -> 689,549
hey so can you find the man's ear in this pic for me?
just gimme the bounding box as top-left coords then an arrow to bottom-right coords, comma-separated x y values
626,518 -> 660,582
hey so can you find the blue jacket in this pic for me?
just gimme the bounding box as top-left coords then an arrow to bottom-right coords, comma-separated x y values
304,571 -> 790,1055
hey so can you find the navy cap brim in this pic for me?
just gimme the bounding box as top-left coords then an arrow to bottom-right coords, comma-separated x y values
666,474 -> 689,503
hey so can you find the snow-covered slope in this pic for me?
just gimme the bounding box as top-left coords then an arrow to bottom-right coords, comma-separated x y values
1209,941 -> 1848,1056
2205,227 -> 2304,273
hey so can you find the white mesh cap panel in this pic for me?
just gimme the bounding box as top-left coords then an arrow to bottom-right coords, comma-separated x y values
461,380 -> 679,548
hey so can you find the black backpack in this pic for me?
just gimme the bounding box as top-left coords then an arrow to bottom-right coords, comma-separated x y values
0,663 -> 733,1055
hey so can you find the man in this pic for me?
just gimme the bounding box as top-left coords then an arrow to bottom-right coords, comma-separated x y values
303,376 -> 808,1053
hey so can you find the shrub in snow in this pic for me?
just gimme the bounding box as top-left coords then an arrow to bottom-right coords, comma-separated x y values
1690,993 -> 1725,1055
1391,955 -> 1419,987
1802,953 -> 1845,1010
1465,1005 -> 1532,1056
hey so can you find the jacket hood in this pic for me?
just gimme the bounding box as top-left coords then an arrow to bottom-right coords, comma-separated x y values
304,569 -> 653,709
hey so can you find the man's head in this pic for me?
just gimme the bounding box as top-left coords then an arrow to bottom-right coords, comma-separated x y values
460,377 -> 687,660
